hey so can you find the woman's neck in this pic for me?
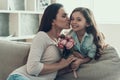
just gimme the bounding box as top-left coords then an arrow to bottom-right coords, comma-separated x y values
47,29 -> 61,41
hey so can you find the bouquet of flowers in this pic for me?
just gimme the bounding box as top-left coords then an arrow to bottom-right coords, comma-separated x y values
57,34 -> 78,78
57,34 -> 74,59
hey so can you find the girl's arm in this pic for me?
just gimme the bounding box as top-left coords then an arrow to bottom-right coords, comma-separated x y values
72,51 -> 84,59
71,57 -> 91,70
79,57 -> 91,64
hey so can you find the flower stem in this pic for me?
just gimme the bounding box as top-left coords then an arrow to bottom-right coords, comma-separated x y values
73,70 -> 78,78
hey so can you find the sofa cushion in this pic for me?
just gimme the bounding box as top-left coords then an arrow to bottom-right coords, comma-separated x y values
0,40 -> 30,80
55,45 -> 120,80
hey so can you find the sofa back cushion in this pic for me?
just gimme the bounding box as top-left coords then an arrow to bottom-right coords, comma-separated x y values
0,40 -> 30,80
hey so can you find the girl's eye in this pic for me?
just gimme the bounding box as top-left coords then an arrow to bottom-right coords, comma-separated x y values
77,18 -> 81,21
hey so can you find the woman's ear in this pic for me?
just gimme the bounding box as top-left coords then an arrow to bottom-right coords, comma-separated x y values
52,22 -> 55,26
52,20 -> 56,26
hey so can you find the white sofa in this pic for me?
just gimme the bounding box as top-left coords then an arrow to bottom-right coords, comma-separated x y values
0,40 -> 120,80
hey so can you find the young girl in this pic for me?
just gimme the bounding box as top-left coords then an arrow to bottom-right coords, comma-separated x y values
69,7 -> 106,70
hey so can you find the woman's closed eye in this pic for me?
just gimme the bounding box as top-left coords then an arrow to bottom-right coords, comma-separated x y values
62,13 -> 68,18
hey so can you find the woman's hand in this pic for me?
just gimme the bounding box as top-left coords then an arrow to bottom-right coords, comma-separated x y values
39,55 -> 77,75
58,55 -> 77,68
71,58 -> 82,70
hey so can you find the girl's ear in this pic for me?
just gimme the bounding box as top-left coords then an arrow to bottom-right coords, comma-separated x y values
86,25 -> 89,27
86,23 -> 90,27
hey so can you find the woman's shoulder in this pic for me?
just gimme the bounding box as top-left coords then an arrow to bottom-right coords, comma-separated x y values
35,31 -> 49,39
33,31 -> 50,42
37,31 -> 47,36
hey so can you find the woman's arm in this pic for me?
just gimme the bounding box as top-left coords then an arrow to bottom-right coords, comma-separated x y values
40,55 -> 76,75
26,32 -> 77,76
26,32 -> 48,76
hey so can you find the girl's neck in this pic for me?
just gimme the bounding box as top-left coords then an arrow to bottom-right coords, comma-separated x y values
76,30 -> 85,37
76,30 -> 86,42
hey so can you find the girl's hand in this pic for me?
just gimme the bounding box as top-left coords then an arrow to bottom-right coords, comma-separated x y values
71,58 -> 83,70
73,51 -> 84,59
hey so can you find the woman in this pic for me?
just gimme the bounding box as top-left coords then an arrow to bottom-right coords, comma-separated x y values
7,3 -> 76,80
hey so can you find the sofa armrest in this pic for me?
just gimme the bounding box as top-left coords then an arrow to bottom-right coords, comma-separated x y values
0,40 -> 30,80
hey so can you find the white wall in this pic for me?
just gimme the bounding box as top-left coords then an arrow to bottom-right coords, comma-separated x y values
98,24 -> 120,56
0,0 -> 8,10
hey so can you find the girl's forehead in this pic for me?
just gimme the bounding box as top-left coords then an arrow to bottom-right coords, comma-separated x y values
72,12 -> 83,17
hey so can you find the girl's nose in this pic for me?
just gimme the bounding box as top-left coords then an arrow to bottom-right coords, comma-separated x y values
71,20 -> 76,24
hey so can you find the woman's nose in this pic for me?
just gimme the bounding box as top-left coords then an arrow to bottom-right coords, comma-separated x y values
66,16 -> 69,20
